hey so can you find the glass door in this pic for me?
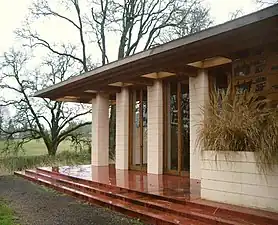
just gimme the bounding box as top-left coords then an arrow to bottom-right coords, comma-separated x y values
164,80 -> 189,175
168,82 -> 179,171
129,89 -> 147,171
180,82 -> 190,172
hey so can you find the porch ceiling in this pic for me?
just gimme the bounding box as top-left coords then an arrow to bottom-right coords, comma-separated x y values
34,5 -> 278,103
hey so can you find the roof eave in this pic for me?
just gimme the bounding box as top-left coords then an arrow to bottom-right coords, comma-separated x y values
34,4 -> 278,98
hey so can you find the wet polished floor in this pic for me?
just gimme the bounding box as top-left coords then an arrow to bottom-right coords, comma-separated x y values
18,165 -> 278,224
40,164 -> 200,200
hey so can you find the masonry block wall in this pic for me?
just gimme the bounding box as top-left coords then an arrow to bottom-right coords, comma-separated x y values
189,69 -> 209,180
91,93 -> 109,166
147,80 -> 163,174
116,88 -> 129,170
201,151 -> 278,212
91,98 -> 96,165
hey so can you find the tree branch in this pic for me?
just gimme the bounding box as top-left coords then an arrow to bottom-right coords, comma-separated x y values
58,121 -> 91,143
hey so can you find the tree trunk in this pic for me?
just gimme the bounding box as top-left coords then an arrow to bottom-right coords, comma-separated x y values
47,144 -> 58,156
109,104 -> 116,159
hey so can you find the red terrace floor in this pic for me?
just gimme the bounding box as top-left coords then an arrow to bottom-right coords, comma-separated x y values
28,165 -> 278,225
41,164 -> 201,201
36,164 -> 278,221
17,164 -> 278,224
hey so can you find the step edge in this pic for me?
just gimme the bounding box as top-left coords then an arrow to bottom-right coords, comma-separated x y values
16,172 -> 205,225
25,170 -> 246,225
35,167 -> 278,223
36,167 -> 185,202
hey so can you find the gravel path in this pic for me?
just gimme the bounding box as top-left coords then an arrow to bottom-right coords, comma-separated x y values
0,175 -> 144,225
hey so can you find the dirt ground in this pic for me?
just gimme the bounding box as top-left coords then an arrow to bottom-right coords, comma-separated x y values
0,175 -> 144,225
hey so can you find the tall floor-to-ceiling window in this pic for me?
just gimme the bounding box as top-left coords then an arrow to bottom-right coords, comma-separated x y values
164,79 -> 190,175
129,89 -> 147,171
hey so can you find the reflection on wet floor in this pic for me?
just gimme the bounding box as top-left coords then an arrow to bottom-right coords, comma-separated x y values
40,164 -> 200,200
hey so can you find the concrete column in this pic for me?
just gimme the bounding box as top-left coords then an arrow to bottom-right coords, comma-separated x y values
147,80 -> 163,174
115,88 -> 129,170
91,165 -> 109,183
189,69 -> 209,180
91,98 -> 96,165
91,93 -> 109,166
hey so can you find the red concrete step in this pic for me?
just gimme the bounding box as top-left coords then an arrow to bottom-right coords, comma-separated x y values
36,167 -> 186,204
15,171 -> 207,225
25,169 -> 234,225
35,167 -> 278,225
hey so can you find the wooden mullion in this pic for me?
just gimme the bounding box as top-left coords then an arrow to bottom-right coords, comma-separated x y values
128,89 -> 133,170
139,89 -> 144,169
177,82 -> 182,175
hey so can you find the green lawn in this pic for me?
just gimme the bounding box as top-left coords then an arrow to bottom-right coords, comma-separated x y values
0,139 -> 90,173
0,139 -> 72,156
0,200 -> 19,225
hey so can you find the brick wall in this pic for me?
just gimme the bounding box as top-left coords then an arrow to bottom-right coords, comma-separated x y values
201,151 -> 278,212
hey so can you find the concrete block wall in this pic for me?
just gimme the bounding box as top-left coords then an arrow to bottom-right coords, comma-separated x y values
201,151 -> 278,212
147,80 -> 163,174
189,69 -> 209,180
116,88 -> 129,170
91,93 -> 109,166
91,98 -> 96,165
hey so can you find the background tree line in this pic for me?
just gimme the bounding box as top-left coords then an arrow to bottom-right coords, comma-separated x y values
1,0 -> 274,156
0,0 -> 212,156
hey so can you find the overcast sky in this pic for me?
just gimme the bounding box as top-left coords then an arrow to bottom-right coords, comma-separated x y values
0,0 -> 261,56
0,0 -> 268,121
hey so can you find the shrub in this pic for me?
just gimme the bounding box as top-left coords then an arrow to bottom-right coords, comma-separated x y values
0,150 -> 90,172
198,86 -> 278,172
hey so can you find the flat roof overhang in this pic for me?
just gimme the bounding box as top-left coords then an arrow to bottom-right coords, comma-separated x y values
35,5 -> 278,103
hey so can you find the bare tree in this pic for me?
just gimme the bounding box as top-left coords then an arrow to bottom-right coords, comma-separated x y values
0,48 -> 91,155
229,9 -> 244,21
157,3 -> 212,42
16,0 -> 91,72
89,0 -> 212,60
0,106 -> 9,140
17,0 -> 212,156
88,0 -> 212,154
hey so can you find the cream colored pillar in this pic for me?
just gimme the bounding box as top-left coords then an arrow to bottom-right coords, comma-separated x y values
91,93 -> 109,166
147,80 -> 163,174
91,98 -> 96,165
189,69 -> 209,180
115,88 -> 129,170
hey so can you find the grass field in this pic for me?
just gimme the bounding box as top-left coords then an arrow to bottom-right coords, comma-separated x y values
0,199 -> 19,225
0,139 -> 90,174
0,139 -> 73,156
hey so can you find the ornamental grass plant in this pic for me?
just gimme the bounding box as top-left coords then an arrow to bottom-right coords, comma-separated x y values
198,86 -> 278,172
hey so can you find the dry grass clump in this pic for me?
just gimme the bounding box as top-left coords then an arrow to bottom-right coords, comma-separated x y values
198,86 -> 278,172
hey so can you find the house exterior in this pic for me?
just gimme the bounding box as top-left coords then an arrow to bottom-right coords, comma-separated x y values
35,5 -> 278,212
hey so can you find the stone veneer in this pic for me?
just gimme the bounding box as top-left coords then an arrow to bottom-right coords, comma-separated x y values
115,88 -> 129,170
91,93 -> 109,166
147,80 -> 163,174
189,69 -> 209,180
201,151 -> 278,212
